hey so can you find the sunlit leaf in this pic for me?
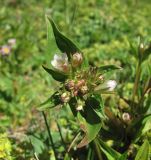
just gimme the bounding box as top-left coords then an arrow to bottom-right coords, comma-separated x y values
99,139 -> 121,160
77,109 -> 102,148
135,140 -> 150,160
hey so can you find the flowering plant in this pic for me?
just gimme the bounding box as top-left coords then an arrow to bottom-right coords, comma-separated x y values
39,17 -> 151,160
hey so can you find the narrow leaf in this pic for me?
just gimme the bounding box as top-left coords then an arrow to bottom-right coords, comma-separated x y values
38,92 -> 61,111
42,65 -> 67,82
99,139 -> 121,160
77,109 -> 102,148
135,140 -> 150,160
98,65 -> 122,74
47,17 -> 81,59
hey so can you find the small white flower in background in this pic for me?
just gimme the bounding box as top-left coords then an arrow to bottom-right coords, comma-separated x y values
0,45 -> 11,56
106,80 -> 117,91
51,53 -> 69,72
72,52 -> 83,67
122,112 -> 131,122
8,38 -> 16,46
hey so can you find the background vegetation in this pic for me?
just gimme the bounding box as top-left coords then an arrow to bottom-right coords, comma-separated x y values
0,0 -> 150,159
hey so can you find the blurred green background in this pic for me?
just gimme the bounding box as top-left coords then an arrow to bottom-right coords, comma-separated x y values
0,0 -> 151,159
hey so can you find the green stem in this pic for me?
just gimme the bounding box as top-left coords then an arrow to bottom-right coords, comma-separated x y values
42,111 -> 58,160
93,138 -> 103,160
56,120 -> 66,150
132,61 -> 141,108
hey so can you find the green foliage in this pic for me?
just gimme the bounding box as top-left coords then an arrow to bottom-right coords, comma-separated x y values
135,140 -> 150,160
0,0 -> 151,159
0,133 -> 12,160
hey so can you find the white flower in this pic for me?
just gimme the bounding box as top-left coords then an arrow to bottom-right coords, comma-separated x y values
106,80 -> 117,91
51,53 -> 69,72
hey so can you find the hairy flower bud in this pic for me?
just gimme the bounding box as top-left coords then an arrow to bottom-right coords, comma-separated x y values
61,92 -> 70,103
72,53 -> 83,67
139,43 -> 145,53
76,100 -> 84,111
122,112 -> 131,122
76,104 -> 83,111
80,85 -> 88,94
98,75 -> 104,81
77,79 -> 85,88
65,80 -> 75,91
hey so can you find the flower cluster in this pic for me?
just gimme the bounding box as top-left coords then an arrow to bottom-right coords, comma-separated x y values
0,38 -> 16,56
50,52 -> 117,110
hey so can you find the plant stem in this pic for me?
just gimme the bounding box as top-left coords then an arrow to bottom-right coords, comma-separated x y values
93,138 -> 103,160
42,111 -> 58,160
132,61 -> 141,108
56,120 -> 66,150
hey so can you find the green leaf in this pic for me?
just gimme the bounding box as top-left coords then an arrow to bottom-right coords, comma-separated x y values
45,15 -> 60,61
129,40 -> 138,58
88,94 -> 105,119
99,139 -> 121,160
98,65 -> 122,74
118,152 -> 128,160
77,108 -> 102,148
135,140 -> 150,160
142,43 -> 151,61
29,134 -> 45,155
128,114 -> 151,142
42,65 -> 68,82
38,92 -> 61,111
47,17 -> 81,59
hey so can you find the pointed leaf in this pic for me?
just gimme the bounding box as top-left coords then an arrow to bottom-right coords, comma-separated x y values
98,65 -> 122,74
47,17 -> 81,59
128,114 -> 151,142
38,92 -> 61,111
99,139 -> 121,160
42,65 -> 67,82
135,140 -> 150,160
45,15 -> 60,61
118,152 -> 128,160
77,108 -> 102,148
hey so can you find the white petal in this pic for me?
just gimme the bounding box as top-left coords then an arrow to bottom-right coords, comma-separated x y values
51,59 -> 58,68
106,80 -> 117,91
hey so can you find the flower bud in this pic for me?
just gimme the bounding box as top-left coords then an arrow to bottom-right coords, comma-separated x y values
65,80 -> 75,91
61,92 -> 70,103
139,43 -> 145,53
80,85 -> 88,94
72,53 -> 83,67
76,100 -> 84,111
122,112 -> 131,122
76,105 -> 83,111
98,75 -> 104,81
77,79 -> 85,88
